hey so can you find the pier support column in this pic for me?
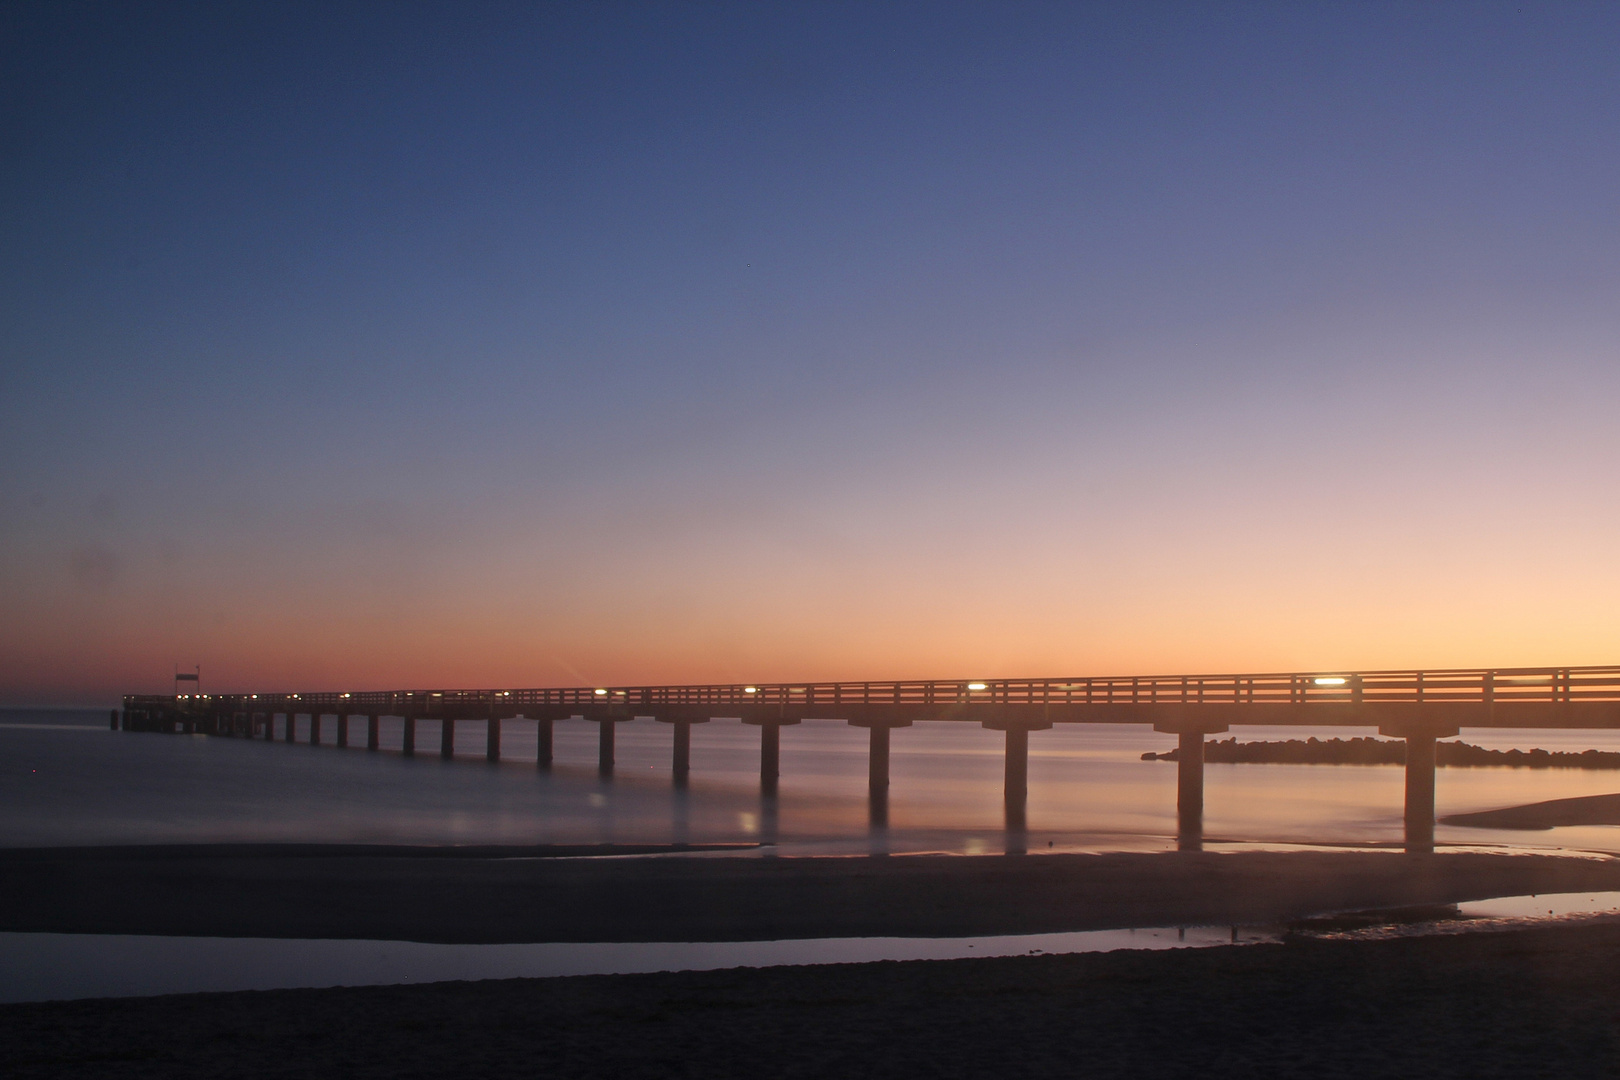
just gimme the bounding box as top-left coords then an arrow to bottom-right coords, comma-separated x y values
336,714 -> 348,748
983,720 -> 1053,833
264,713 -> 275,741
367,715 -> 379,750
285,711 -> 298,743
1154,719 -> 1229,852
534,716 -> 554,769
1176,732 -> 1204,847
656,717 -> 710,787
761,724 -> 781,795
743,718 -> 802,795
850,719 -> 914,826
1380,722 -> 1459,854
402,716 -> 416,756
309,712 -> 322,746
592,716 -> 636,776
440,718 -> 455,759
486,717 -> 501,762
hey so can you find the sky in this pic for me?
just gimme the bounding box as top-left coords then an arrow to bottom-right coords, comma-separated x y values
3,1 -> 1619,705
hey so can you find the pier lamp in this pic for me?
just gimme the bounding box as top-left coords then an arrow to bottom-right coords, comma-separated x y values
968,682 -> 988,691
594,688 -> 607,696
1314,677 -> 1347,686
744,686 -> 758,694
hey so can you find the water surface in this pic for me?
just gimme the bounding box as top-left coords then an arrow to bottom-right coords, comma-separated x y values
8,709 -> 1620,855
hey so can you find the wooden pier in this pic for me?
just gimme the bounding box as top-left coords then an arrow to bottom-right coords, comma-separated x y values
120,666 -> 1620,852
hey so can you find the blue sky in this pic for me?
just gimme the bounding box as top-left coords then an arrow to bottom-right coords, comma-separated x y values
4,2 -> 1619,702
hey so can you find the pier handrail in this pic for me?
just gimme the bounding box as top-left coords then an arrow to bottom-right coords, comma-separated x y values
124,663 -> 1620,713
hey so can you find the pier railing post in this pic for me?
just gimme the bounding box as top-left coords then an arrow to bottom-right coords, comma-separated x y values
1380,722 -> 1458,853
1153,719 -> 1229,852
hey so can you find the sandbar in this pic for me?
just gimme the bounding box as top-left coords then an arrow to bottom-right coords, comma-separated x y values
5,846 -> 1620,943
1443,792 -> 1620,830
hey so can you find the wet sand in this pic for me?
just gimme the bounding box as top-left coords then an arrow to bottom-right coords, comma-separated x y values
8,918 -> 1620,1078
1443,792 -> 1620,830
5,846 -> 1620,943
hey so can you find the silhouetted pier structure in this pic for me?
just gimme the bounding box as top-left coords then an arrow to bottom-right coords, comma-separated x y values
120,666 -> 1620,853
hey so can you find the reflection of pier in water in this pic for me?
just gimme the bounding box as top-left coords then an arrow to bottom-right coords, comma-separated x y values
120,666 -> 1620,853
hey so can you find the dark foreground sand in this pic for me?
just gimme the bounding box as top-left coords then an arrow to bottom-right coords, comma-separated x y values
8,919 -> 1620,1079
6,846 -> 1620,942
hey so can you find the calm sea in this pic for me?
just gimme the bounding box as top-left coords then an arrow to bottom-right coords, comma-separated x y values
7,708 -> 1620,856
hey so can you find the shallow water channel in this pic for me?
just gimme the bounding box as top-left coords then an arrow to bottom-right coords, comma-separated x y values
5,892 -> 1618,1004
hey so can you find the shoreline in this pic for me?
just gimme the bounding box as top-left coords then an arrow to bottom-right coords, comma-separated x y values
6,846 -> 1620,944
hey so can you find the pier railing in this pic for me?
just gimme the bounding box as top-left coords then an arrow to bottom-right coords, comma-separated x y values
124,664 -> 1620,716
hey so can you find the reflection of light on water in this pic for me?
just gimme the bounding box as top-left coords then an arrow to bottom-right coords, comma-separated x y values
964,837 -> 988,855
587,794 -> 606,808
738,812 -> 758,834
1458,891 -> 1620,919
1292,890 -> 1620,943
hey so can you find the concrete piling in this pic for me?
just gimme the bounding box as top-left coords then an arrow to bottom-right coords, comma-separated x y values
984,720 -> 1052,831
655,716 -> 709,786
1153,720 -> 1229,852
1177,731 -> 1204,850
598,717 -> 615,776
673,720 -> 691,781
1379,722 -> 1459,854
486,717 -> 501,761
743,718 -> 801,795
760,723 -> 781,795
535,716 -> 553,769
366,715 -> 379,750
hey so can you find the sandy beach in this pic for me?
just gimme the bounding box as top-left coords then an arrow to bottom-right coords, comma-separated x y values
5,846 -> 1620,943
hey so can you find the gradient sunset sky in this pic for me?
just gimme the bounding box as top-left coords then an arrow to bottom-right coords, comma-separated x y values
4,2 -> 1619,705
